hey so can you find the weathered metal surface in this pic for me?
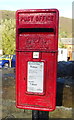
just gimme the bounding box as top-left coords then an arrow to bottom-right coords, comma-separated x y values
18,34 -> 56,51
16,9 -> 59,111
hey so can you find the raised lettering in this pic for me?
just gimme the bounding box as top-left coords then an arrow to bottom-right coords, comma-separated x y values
19,14 -> 55,23
31,16 -> 34,21
36,16 -> 39,21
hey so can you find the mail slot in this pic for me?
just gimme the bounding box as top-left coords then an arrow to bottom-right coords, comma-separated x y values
16,9 -> 59,111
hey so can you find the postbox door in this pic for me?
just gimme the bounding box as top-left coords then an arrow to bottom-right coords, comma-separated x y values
16,9 -> 59,111
16,51 -> 57,111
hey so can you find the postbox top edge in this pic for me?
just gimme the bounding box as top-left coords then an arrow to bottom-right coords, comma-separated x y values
16,9 -> 59,14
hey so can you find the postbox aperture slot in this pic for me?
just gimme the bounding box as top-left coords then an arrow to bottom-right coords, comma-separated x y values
19,28 -> 54,33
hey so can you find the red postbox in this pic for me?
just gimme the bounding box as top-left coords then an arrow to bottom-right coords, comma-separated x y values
16,9 -> 59,111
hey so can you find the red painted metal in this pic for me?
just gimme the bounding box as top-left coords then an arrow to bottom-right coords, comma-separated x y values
16,9 -> 59,111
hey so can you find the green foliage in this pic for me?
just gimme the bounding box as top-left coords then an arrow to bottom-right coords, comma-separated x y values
58,41 -> 66,48
1,19 -> 15,54
59,31 -> 68,38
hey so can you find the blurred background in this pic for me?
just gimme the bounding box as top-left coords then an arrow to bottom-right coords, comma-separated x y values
0,0 -> 74,119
